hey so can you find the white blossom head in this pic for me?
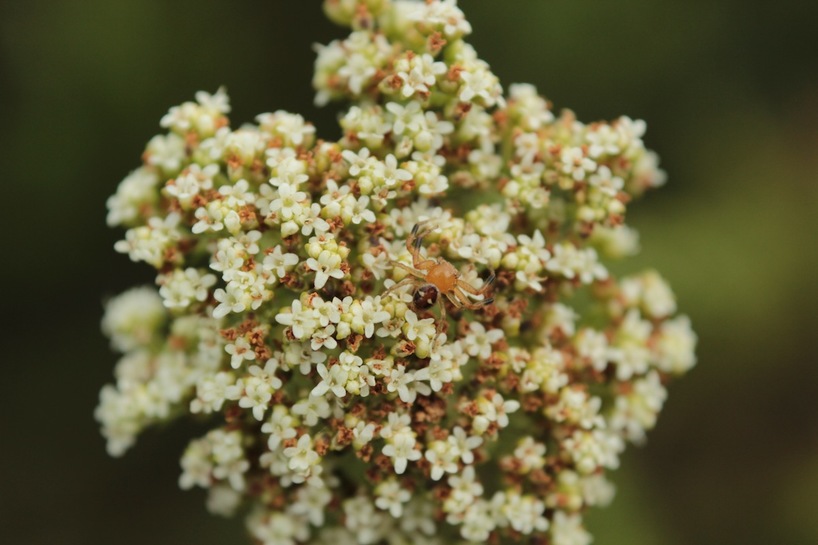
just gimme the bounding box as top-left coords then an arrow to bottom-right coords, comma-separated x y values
97,1 -> 695,543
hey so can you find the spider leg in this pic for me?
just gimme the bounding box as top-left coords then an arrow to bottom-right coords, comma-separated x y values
436,292 -> 449,333
456,270 -> 496,296
414,257 -> 438,271
406,224 -> 438,271
392,261 -> 428,280
383,276 -> 419,297
453,286 -> 494,310
444,291 -> 462,309
411,221 -> 436,240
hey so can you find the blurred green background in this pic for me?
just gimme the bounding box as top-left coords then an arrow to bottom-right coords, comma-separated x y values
1,1 -> 816,544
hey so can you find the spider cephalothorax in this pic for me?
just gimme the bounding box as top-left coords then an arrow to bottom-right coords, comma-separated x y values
387,223 -> 494,325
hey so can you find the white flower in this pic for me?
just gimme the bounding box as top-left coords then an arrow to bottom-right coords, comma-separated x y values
395,53 -> 446,98
145,133 -> 185,174
450,426 -> 483,464
374,478 -> 412,517
257,110 -> 316,147
311,325 -> 338,351
224,336 -> 256,369
459,66 -> 500,105
261,405 -> 298,451
380,154 -> 414,186
514,437 -> 547,473
342,496 -> 391,545
462,322 -> 504,360
101,8 -> 694,542
545,386 -> 603,430
546,243 -> 608,284
347,195 -> 376,224
350,297 -> 391,338
407,0 -> 472,39
206,483 -> 242,517
550,511 -> 592,545
459,500 -> 496,542
190,371 -> 235,414
289,475 -> 333,526
209,429 -> 250,492
497,492 -> 549,535
361,246 -> 393,281
106,167 -> 159,227
158,268 -> 217,310
655,315 -> 697,374
248,510 -> 310,545
473,391 -> 520,434
563,429 -> 623,474
311,362 -> 349,398
445,465 -> 483,516
588,165 -> 624,198
262,245 -> 300,280
269,182 -> 307,221
560,146 -> 597,182
299,202 -> 331,236
267,153 -> 309,187
283,434 -> 319,474
424,439 -> 459,481
306,250 -> 346,289
179,434 -> 214,490
275,299 -> 318,340
379,412 -> 412,441
382,427 -> 421,475
413,355 -> 453,392
387,365 -> 430,404
292,395 -> 331,427
402,310 -> 436,343
609,370 -> 667,443
283,340 -> 327,375
101,287 -> 166,352
336,351 -> 375,397
213,270 -> 270,318
114,213 -> 181,268
226,360 -> 283,421
574,328 -> 611,372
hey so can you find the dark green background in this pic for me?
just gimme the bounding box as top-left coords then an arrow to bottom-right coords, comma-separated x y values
2,1 -> 816,544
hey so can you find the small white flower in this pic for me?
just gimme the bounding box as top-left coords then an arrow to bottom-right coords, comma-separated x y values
226,360 -> 282,421
190,371 -> 235,414
450,426 -> 483,465
224,336 -> 256,369
387,365 -> 430,404
424,439 -> 459,481
306,250 -> 346,289
283,434 -> 319,473
382,428 -> 421,475
311,362 -> 349,398
395,53 -> 446,98
292,395 -> 331,427
551,511 -> 592,545
374,478 -> 412,517
402,310 -> 436,343
275,299 -> 318,340
560,146 -> 597,182
261,405 -> 298,451
463,322 -> 504,360
350,297 -> 391,338
269,182 -> 307,221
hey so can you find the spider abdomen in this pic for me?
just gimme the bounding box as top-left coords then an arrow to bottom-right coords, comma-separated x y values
413,285 -> 439,309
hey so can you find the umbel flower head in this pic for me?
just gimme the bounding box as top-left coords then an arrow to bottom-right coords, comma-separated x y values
97,1 -> 697,543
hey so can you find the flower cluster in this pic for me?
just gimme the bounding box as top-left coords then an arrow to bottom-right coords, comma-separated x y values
97,1 -> 696,544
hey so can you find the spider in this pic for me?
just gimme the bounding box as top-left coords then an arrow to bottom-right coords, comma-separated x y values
386,222 -> 494,325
